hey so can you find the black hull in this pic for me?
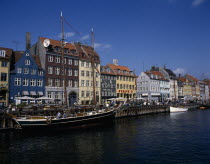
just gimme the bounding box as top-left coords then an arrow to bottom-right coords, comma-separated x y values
17,110 -> 115,130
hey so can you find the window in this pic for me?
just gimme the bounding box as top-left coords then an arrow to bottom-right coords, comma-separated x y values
61,80 -> 64,87
37,80 -> 43,87
48,55 -> 53,62
15,78 -> 21,86
55,56 -> 60,63
68,69 -> 72,76
1,61 -> 7,67
81,80 -> 85,86
64,58 -> 66,64
81,70 -> 85,76
17,68 -> 22,73
26,53 -> 29,56
31,69 -> 36,75
25,59 -> 30,65
86,80 -> 89,87
55,92 -> 59,99
96,81 -> 99,87
81,61 -> 85,67
55,79 -> 60,87
30,79 -> 36,86
55,67 -> 60,75
81,91 -> 85,97
74,81 -> 78,87
1,73 -> 7,81
74,60 -> 78,65
68,59 -> 72,65
48,78 -> 53,86
38,70 -> 43,76
24,68 -> 29,74
86,62 -> 90,67
86,71 -> 90,77
48,92 -> 52,98
86,91 -> 90,97
23,79 -> 28,86
68,80 -> 72,87
48,66 -> 53,74
74,70 -> 78,76
0,50 -> 5,57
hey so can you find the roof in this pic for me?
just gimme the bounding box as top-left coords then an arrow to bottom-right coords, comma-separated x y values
177,77 -> 187,82
100,66 -> 116,75
14,51 -> 23,63
107,64 -> 136,77
0,47 -> 13,58
32,55 -> 42,69
185,74 -> 198,82
144,71 -> 168,81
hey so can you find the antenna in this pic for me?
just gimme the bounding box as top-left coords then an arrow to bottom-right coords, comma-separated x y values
12,41 -> 19,51
142,61 -> 144,72
91,28 -> 94,49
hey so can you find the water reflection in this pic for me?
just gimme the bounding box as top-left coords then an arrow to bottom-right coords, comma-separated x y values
1,111 -> 210,163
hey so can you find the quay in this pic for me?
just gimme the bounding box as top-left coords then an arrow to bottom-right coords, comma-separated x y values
115,105 -> 169,118
0,113 -> 16,130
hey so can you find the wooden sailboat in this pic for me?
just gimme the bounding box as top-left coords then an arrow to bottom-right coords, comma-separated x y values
14,13 -> 116,129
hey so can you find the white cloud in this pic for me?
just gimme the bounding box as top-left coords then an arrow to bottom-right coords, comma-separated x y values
173,68 -> 186,75
192,0 -> 205,6
81,34 -> 90,41
58,32 -> 75,39
94,43 -> 112,49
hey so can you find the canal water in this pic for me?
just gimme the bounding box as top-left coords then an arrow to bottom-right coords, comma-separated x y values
0,109 -> 210,164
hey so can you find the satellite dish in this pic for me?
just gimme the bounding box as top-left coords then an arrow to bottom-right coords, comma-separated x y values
43,39 -> 50,47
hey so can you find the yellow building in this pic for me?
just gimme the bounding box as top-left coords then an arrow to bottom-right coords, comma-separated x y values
177,77 -> 192,96
108,63 -> 136,99
0,48 -> 12,107
75,44 -> 101,105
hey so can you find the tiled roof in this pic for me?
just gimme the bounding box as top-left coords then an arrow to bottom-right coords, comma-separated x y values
0,47 -> 13,58
145,71 -> 168,81
14,51 -> 23,63
100,66 -> 116,75
185,74 -> 198,82
107,64 -> 130,71
177,77 -> 187,82
32,55 -> 42,69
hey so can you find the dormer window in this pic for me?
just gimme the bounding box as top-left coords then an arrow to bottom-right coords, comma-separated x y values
124,70 -> 127,74
25,59 -> 30,65
70,50 -> 76,55
64,49 -> 68,53
0,50 -> 6,57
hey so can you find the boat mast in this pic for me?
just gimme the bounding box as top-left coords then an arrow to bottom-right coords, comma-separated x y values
61,12 -> 68,106
91,28 -> 96,105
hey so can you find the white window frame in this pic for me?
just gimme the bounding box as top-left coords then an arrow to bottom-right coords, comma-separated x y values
23,79 -> 28,86
17,68 -> 22,73
55,56 -> 60,63
25,59 -> 30,65
14,78 -> 21,86
48,55 -> 53,62
37,80 -> 43,87
30,79 -> 36,86
24,68 -> 29,74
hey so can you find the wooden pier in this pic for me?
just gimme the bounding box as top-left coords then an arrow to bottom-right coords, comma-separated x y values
115,105 -> 169,118
0,112 -> 16,130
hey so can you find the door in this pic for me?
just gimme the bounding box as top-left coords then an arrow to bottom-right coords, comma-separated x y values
69,92 -> 77,106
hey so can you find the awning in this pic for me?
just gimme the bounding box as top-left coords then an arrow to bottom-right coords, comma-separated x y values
151,93 -> 161,96
30,91 -> 36,95
142,93 -> 148,96
38,91 -> 44,96
22,91 -> 29,95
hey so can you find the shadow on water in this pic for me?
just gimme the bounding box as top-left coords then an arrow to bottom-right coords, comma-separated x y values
1,110 -> 210,164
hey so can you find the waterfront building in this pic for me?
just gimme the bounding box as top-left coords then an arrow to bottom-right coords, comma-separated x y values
137,71 -> 170,102
203,79 -> 210,100
9,50 -> 45,104
177,77 -> 192,100
0,47 -> 12,107
107,61 -> 136,99
100,66 -> 117,105
184,74 -> 200,100
177,78 -> 184,100
74,43 -> 101,105
150,66 -> 178,100
31,37 -> 79,106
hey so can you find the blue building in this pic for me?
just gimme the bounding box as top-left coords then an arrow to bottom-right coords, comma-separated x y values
9,50 -> 45,104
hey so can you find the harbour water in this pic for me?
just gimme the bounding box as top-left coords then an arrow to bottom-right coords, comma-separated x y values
0,109 -> 210,164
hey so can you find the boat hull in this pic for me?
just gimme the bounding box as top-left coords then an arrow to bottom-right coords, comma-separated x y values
170,107 -> 188,113
16,110 -> 115,129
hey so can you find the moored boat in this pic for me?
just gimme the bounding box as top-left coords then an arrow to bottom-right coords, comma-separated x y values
170,106 -> 188,113
14,108 -> 116,129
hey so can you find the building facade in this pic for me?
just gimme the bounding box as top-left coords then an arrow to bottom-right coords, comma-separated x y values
31,37 -> 79,106
9,50 -> 45,104
137,71 -> 170,102
75,43 -> 101,105
107,62 -> 136,99
100,66 -> 117,105
0,48 -> 12,107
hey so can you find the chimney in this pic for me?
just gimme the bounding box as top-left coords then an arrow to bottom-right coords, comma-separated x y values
179,73 -> 181,77
26,32 -> 31,50
113,59 -> 118,65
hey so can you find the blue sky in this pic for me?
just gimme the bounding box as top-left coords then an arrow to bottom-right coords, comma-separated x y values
0,0 -> 210,79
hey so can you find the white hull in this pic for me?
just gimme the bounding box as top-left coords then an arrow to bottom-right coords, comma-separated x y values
170,106 -> 188,113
